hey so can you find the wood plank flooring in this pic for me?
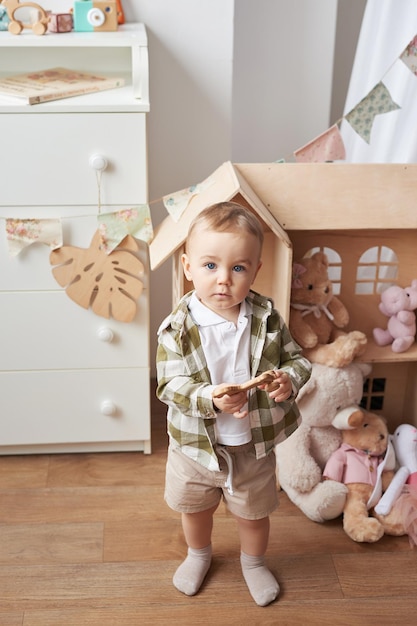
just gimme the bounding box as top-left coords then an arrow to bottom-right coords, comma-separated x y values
1,382 -> 416,625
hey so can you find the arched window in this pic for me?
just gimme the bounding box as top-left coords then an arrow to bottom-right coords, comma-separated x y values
355,246 -> 398,295
305,246 -> 342,295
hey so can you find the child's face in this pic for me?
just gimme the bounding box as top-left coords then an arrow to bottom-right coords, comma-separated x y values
181,227 -> 262,321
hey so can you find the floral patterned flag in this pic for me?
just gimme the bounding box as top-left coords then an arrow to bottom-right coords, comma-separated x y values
345,82 -> 400,144
294,124 -> 346,162
97,205 -> 153,254
6,218 -> 62,257
163,174 -> 214,222
400,34 -> 417,76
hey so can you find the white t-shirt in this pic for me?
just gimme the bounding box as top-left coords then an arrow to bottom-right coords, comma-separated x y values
188,293 -> 252,446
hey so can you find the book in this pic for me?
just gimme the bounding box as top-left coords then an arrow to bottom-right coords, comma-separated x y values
0,67 -> 125,105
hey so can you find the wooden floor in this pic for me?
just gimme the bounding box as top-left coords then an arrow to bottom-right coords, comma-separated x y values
1,384 -> 416,626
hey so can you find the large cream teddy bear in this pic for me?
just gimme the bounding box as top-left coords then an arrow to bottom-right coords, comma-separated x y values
276,361 -> 371,522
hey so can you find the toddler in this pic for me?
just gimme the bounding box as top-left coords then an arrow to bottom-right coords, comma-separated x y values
156,201 -> 311,606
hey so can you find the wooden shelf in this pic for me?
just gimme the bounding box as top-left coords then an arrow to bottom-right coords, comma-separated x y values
0,23 -> 149,111
357,338 -> 417,364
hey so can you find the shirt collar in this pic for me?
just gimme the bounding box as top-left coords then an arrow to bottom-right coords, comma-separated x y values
189,291 -> 251,327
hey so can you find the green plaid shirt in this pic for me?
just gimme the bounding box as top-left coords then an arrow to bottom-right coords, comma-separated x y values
156,290 -> 311,471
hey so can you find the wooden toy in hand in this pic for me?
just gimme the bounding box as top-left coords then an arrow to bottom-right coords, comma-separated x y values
213,370 -> 277,398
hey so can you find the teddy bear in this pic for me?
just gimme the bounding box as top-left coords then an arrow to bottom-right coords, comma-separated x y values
276,361 -> 371,523
373,280 -> 417,353
289,251 -> 367,367
323,407 -> 397,543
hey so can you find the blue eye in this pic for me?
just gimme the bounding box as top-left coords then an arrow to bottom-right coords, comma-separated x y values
205,262 -> 216,270
233,265 -> 244,272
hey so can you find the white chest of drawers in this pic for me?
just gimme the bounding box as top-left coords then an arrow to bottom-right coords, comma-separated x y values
0,23 -> 151,454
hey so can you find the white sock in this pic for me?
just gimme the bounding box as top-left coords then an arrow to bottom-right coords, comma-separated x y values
173,545 -> 212,596
240,551 -> 280,606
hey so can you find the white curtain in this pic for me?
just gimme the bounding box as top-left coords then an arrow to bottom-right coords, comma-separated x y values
341,0 -> 417,162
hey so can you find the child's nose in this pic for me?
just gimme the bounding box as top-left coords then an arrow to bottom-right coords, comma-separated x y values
218,269 -> 231,284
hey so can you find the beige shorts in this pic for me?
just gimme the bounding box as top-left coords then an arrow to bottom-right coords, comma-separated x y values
165,441 -> 278,520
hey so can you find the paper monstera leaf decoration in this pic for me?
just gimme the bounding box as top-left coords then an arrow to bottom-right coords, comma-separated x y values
50,230 -> 145,322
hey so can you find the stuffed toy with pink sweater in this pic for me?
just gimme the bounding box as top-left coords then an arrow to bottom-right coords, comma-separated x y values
323,407 -> 398,543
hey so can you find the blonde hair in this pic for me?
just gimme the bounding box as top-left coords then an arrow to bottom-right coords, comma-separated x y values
187,201 -> 264,249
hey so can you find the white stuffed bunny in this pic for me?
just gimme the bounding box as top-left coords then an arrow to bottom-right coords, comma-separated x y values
373,423 -> 417,544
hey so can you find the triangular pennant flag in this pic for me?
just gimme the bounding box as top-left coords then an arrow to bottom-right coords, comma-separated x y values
294,124 -> 346,162
400,34 -> 417,76
5,218 -> 63,257
163,174 -> 215,222
345,82 -> 400,144
97,205 -> 153,254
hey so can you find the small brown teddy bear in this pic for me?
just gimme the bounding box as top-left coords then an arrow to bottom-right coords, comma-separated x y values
289,251 -> 367,367
323,407 -> 398,543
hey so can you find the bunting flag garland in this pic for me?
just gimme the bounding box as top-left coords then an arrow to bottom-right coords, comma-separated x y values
289,31 -> 417,161
97,205 -> 153,254
158,22 -> 412,199
163,174 -> 215,222
5,218 -> 62,257
344,81 -> 401,144
400,34 -> 417,75
294,124 -> 346,163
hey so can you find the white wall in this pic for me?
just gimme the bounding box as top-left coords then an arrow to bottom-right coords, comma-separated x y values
232,0 -> 338,162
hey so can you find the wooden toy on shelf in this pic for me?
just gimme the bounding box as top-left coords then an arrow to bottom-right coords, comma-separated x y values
116,0 -> 124,24
1,0 -> 49,35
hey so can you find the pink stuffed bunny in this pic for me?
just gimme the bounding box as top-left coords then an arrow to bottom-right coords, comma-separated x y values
373,280 -> 417,352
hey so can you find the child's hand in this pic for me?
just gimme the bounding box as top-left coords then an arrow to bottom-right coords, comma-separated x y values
212,369 -> 293,415
212,388 -> 248,419
257,369 -> 293,402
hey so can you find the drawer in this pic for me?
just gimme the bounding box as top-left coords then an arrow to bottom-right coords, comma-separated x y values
0,112 -> 147,207
0,368 -> 150,449
0,216 -> 150,292
0,291 -> 149,370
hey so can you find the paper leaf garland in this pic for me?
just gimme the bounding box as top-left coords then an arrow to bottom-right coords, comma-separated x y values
50,230 -> 145,323
345,82 -> 400,144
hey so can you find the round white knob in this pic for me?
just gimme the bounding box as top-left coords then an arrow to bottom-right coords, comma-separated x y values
101,400 -> 117,416
89,154 -> 108,171
97,327 -> 114,342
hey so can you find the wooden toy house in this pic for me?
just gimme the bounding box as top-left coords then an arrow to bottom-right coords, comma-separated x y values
150,161 -> 417,430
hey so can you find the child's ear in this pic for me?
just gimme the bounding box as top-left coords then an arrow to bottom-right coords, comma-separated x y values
181,253 -> 192,281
